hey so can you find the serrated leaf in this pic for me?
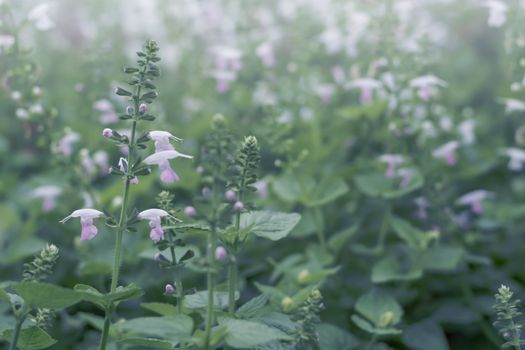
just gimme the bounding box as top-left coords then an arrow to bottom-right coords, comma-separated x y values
141,302 -> 179,316
12,282 -> 81,310
236,294 -> 269,319
184,291 -> 238,310
317,323 -> 360,350
220,318 -> 291,349
240,211 -> 301,241
115,315 -> 193,343
1,326 -> 56,350
401,319 -> 449,350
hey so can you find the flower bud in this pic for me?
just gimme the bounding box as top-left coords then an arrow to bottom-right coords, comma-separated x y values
184,206 -> 197,217
202,187 -> 212,199
130,177 -> 139,185
102,128 -> 113,138
126,106 -> 134,115
281,297 -> 294,312
154,252 -> 162,261
164,283 -> 175,295
138,103 -> 148,114
233,201 -> 244,211
215,246 -> 227,260
225,190 -> 236,202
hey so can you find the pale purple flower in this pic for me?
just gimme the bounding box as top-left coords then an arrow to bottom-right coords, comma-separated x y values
215,246 -> 227,260
233,201 -> 244,211
409,75 -> 447,101
346,78 -> 382,105
138,208 -> 170,242
102,128 -> 113,138
414,197 -> 429,220
138,103 -> 148,114
32,185 -> 61,212
80,149 -> 96,176
148,131 -> 182,152
433,141 -> 460,166
457,190 -> 493,215
397,168 -> 414,188
60,209 -> 104,241
378,154 -> 404,178
184,206 -> 197,217
253,180 -> 268,199
211,70 -> 236,93
93,99 -> 117,124
130,177 -> 139,185
55,131 -> 80,157
255,42 -> 275,67
93,151 -> 109,174
483,1 -> 507,27
212,46 -> 242,72
164,283 -> 175,295
458,120 -> 476,145
503,148 -> 525,171
314,84 -> 336,104
16,108 -> 29,120
143,150 -> 193,183
225,190 -> 236,202
332,66 -> 346,85
502,98 -> 525,114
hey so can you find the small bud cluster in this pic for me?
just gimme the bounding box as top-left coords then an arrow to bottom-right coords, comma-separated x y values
290,289 -> 324,347
493,284 -> 525,348
22,244 -> 59,282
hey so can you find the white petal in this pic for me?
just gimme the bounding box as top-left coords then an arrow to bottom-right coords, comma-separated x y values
143,150 -> 193,165
138,208 -> 169,220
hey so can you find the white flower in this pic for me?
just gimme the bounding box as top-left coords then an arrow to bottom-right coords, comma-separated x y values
32,185 -> 61,212
410,75 -> 447,101
138,208 -> 170,242
346,78 -> 382,104
501,98 -> 525,114
378,154 -> 404,177
0,34 -> 15,49
483,1 -> 507,27
458,119 -> 476,145
28,3 -> 55,31
503,148 -> 525,171
433,141 -> 460,166
60,209 -> 104,241
148,131 -> 182,152
143,150 -> 193,183
457,190 -> 493,214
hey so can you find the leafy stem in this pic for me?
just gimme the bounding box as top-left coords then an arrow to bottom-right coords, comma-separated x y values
9,314 -> 26,350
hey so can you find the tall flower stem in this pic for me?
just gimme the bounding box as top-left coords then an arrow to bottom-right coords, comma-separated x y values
204,221 -> 217,350
9,315 -> 26,350
99,57 -> 146,349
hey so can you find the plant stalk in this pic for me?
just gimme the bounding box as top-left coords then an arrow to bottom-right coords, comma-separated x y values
9,315 -> 26,350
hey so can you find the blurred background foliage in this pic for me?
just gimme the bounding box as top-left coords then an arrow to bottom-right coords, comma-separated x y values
2,0 -> 525,349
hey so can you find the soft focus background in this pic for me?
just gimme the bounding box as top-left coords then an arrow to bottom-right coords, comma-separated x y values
2,0 -> 525,349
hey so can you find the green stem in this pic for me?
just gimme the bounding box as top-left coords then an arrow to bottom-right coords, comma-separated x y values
365,334 -> 377,350
204,222 -> 217,350
227,258 -> 237,315
9,316 -> 25,350
312,207 -> 326,253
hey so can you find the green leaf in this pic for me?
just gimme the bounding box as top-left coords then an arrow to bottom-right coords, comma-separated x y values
420,245 -> 464,272
118,337 -> 172,349
305,177 -> 349,206
12,282 -> 81,310
107,283 -> 144,304
354,170 -> 423,199
271,175 -> 312,203
219,318 -> 291,349
328,224 -> 359,253
401,320 -> 449,350
74,283 -> 143,309
0,237 -> 46,265
141,302 -> 179,316
372,252 -> 423,283
240,211 -> 301,241
1,326 -> 56,350
389,216 -> 426,250
236,294 -> 269,319
317,323 -> 360,350
184,291 -> 238,310
352,289 -> 403,335
74,284 -> 106,309
115,315 -> 193,343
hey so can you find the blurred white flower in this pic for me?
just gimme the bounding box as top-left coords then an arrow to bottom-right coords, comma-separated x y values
457,190 -> 493,215
501,98 -> 525,113
93,99 -> 117,124
458,119 -> 476,145
346,78 -> 382,104
55,130 -> 80,157
28,3 -> 55,31
433,141 -> 460,166
32,185 -> 62,212
212,46 -> 242,72
255,42 -> 275,67
483,1 -> 507,27
378,154 -> 404,178
314,84 -> 336,104
410,75 -> 447,101
503,148 -> 525,171
0,34 -> 15,49
210,70 -> 236,93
